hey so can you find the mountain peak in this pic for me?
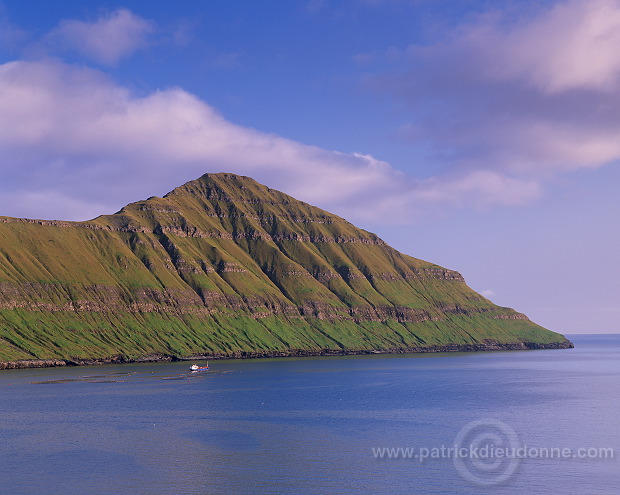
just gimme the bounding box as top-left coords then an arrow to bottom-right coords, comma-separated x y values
166,173 -> 305,214
168,172 -> 262,197
99,172 -> 375,248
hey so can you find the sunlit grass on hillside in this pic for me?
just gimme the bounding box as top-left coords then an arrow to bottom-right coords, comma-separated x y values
0,174 -> 571,364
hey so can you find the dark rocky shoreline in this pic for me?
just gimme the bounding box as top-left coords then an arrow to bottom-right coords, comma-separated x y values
0,340 -> 574,370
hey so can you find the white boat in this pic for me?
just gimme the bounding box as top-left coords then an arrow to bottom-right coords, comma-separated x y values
190,363 -> 210,371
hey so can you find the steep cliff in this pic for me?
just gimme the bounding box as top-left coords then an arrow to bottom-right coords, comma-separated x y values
0,173 -> 571,367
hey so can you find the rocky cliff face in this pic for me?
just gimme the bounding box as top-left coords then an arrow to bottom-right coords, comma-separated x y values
0,173 -> 572,367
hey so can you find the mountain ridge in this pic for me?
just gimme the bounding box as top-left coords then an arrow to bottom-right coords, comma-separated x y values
0,173 -> 572,368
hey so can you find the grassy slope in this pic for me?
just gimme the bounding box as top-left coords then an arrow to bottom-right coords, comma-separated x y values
0,173 -> 569,362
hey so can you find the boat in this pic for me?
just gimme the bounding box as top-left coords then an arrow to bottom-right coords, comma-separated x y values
190,363 -> 210,372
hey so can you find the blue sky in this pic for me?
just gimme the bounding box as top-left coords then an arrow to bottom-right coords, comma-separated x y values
0,0 -> 618,333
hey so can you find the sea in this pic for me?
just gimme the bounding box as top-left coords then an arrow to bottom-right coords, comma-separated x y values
0,334 -> 618,494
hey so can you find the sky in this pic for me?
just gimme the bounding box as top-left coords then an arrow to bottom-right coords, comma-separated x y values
0,0 -> 618,334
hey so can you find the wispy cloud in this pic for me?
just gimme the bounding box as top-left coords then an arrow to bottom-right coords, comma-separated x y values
0,60 -> 407,222
1,58 -> 543,225
480,289 -> 495,299
46,8 -> 154,65
363,0 -> 620,201
210,52 -> 244,70
482,0 -> 620,94
2,2 -> 619,226
0,8 -> 26,52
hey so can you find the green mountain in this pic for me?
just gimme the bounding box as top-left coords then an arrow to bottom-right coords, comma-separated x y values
0,173 -> 571,368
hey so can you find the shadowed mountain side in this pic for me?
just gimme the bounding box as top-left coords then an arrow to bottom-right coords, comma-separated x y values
0,173 -> 571,368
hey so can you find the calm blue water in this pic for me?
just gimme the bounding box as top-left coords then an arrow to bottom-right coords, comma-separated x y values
0,335 -> 618,494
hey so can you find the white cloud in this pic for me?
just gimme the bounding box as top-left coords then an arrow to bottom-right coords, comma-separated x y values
365,0 -> 620,200
485,0 -> 620,94
414,171 -> 542,208
5,1 -> 620,225
48,8 -> 154,65
0,60 -> 404,221
480,289 -> 495,299
0,59 -> 544,224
